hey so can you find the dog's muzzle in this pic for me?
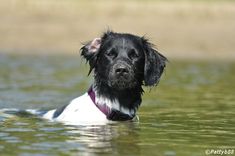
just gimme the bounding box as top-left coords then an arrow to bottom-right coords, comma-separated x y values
109,62 -> 136,89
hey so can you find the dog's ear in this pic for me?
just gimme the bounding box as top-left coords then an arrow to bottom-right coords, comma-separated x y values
142,38 -> 167,86
81,38 -> 101,75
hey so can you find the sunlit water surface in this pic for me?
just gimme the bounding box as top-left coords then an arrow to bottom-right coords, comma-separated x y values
0,54 -> 234,156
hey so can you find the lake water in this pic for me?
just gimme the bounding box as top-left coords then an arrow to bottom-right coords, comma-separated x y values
0,54 -> 234,156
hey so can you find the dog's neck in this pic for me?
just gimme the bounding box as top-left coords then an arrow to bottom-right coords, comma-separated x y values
92,81 -> 143,116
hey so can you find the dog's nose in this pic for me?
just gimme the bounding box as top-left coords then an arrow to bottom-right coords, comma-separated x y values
115,65 -> 129,75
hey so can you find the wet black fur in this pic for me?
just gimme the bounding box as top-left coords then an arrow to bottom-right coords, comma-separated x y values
81,31 -> 167,111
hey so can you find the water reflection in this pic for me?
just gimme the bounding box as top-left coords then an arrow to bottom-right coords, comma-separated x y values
63,122 -> 140,155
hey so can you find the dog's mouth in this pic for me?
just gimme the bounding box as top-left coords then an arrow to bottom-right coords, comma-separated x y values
108,72 -> 137,90
109,79 -> 137,90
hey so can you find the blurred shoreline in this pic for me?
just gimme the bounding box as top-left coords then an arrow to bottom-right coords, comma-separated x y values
0,0 -> 235,60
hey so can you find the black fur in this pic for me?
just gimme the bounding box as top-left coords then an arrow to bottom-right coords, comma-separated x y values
53,104 -> 68,118
81,31 -> 167,111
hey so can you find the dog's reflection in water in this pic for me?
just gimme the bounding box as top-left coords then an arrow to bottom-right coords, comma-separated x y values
64,122 -> 140,154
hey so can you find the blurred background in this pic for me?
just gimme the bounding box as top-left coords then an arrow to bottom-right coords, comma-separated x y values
1,0 -> 235,60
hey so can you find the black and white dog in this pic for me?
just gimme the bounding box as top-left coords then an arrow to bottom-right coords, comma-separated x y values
43,31 -> 167,124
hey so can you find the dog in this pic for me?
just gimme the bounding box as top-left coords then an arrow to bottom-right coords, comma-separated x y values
42,31 -> 167,124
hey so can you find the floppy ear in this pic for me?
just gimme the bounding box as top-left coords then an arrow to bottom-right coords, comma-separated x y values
81,38 -> 101,75
142,38 -> 167,86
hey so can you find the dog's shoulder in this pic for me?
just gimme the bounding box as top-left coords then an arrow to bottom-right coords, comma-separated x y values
43,93 -> 108,124
69,93 -> 91,108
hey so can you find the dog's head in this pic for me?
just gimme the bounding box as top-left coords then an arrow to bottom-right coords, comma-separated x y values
81,31 -> 167,90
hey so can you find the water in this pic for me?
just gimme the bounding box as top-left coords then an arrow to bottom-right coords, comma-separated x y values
0,54 -> 234,156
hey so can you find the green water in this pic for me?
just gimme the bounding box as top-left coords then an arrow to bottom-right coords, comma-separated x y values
0,54 -> 234,156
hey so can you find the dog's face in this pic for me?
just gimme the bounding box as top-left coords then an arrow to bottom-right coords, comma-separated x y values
81,31 -> 167,90
95,33 -> 146,90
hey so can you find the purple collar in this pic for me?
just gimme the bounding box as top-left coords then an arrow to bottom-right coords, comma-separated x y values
88,87 -> 135,121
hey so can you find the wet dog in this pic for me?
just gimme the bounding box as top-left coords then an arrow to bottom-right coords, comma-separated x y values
42,31 -> 167,124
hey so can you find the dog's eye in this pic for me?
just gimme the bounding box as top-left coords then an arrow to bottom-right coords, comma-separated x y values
128,49 -> 139,59
106,49 -> 117,58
